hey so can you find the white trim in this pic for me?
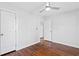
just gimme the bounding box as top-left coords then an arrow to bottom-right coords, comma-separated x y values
16,41 -> 40,50
52,41 -> 79,49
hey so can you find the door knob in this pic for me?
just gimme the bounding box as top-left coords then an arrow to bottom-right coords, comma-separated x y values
0,33 -> 3,36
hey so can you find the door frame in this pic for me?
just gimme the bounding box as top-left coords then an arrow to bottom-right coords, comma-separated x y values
43,19 -> 52,41
0,8 -> 16,55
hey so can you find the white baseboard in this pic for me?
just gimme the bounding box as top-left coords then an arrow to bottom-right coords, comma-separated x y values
51,40 -> 79,49
16,40 -> 40,51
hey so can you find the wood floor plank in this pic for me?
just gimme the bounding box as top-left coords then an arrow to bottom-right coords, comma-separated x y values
2,40 -> 79,56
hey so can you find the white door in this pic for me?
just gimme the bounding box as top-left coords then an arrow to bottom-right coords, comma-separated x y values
0,10 -> 15,55
44,20 -> 52,41
40,21 -> 44,38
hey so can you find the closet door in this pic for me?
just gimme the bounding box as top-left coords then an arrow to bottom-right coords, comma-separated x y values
0,10 -> 15,55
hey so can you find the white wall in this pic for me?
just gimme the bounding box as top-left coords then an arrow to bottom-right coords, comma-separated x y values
0,3 -> 41,50
48,10 -> 79,48
16,11 -> 41,50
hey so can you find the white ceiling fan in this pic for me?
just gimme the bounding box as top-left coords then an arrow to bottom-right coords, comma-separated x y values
40,2 -> 60,13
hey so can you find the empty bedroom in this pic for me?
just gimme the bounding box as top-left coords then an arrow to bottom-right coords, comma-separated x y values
0,2 -> 79,56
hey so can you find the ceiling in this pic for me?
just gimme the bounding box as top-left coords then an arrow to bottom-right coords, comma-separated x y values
0,2 -> 79,16
40,2 -> 79,16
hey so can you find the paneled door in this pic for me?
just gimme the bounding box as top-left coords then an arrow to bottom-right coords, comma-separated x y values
44,20 -> 52,41
0,10 -> 16,55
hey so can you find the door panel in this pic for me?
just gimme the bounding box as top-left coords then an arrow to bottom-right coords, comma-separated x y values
0,10 -> 15,55
44,20 -> 52,41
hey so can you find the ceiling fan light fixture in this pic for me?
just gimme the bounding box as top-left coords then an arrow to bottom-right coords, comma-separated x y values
40,2 -> 60,13
45,7 -> 51,11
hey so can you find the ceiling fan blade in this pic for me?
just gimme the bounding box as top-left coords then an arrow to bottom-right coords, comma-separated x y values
51,7 -> 60,10
40,8 -> 45,13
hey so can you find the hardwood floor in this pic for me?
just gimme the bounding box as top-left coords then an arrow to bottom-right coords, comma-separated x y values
2,40 -> 79,56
